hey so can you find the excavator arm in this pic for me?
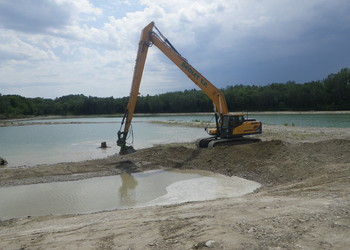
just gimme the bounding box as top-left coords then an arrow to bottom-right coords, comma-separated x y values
117,22 -> 153,154
117,22 -> 229,154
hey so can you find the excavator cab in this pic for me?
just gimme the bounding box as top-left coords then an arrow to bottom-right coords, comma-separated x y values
207,113 -> 262,138
220,114 -> 245,137
200,113 -> 261,148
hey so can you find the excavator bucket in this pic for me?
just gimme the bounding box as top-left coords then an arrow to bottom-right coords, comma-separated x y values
119,146 -> 136,155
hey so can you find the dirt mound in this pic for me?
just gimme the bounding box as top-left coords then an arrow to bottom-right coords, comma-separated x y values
1,139 -> 349,192
127,139 -> 349,189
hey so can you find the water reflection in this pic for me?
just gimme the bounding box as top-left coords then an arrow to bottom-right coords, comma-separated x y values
119,173 -> 138,206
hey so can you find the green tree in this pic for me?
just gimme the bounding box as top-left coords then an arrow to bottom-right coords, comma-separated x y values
323,68 -> 350,109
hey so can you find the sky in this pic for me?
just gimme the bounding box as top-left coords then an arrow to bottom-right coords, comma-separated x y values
0,0 -> 349,99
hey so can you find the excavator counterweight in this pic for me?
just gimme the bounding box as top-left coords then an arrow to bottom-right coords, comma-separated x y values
117,22 -> 262,154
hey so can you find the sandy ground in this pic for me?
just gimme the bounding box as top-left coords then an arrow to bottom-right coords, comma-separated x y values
0,124 -> 350,249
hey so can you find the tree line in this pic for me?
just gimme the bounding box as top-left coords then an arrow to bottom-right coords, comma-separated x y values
1,68 -> 349,119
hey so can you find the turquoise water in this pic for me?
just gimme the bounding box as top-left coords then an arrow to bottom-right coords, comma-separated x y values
0,120 -> 204,167
0,113 -> 349,167
137,113 -> 350,128
251,113 -> 350,128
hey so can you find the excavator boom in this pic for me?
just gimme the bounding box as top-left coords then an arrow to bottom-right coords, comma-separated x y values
150,25 -> 229,115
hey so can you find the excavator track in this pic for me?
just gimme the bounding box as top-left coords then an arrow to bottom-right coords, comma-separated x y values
196,137 -> 261,148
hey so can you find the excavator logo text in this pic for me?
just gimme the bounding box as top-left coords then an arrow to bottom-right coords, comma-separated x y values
181,61 -> 208,88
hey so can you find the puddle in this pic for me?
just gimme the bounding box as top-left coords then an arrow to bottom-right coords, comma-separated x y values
0,169 -> 261,220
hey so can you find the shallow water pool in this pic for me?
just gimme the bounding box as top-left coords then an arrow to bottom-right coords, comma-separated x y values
0,169 -> 261,220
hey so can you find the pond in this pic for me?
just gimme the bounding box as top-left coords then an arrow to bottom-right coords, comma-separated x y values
0,169 -> 261,220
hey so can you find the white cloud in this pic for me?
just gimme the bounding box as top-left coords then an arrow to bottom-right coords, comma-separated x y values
0,31 -> 56,62
0,0 -> 349,98
0,0 -> 71,33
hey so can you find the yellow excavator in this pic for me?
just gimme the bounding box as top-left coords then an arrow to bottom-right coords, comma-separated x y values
117,22 -> 262,154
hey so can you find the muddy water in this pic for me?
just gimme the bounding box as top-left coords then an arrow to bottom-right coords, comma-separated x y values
0,169 -> 261,220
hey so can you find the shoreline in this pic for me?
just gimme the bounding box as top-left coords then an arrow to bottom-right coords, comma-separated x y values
1,110 -> 349,122
1,111 -> 349,129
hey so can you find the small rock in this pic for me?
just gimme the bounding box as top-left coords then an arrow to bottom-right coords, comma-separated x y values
99,142 -> 109,149
0,157 -> 8,166
193,242 -> 206,249
205,240 -> 216,248
149,242 -> 157,246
